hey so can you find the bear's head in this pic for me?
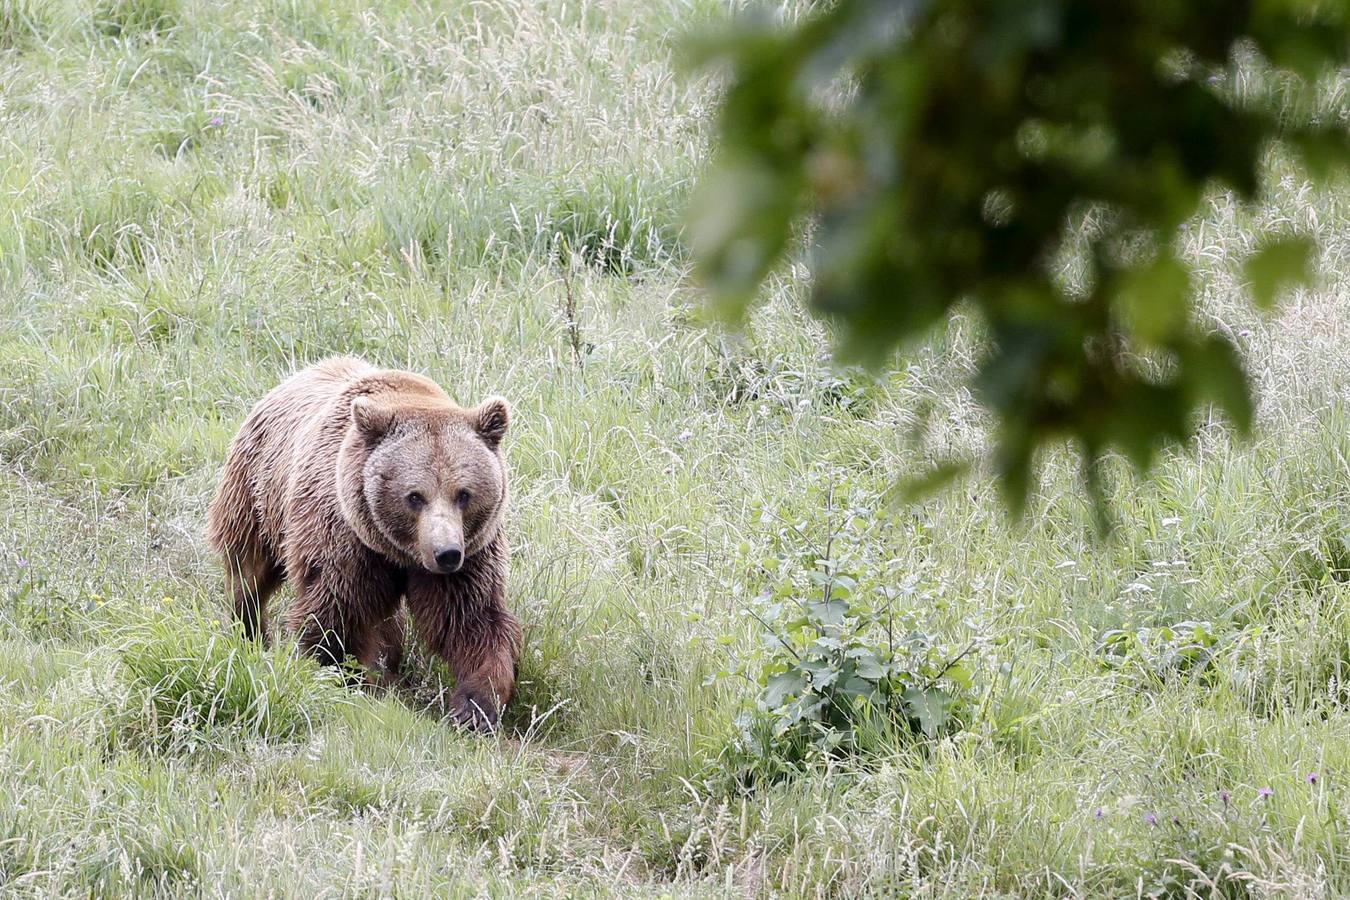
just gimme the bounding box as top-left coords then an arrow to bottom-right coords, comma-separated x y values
337,392 -> 510,573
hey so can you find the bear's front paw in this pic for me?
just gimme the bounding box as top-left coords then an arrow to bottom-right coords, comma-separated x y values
449,688 -> 499,734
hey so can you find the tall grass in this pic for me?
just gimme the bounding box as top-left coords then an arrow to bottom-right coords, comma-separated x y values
0,0 -> 1349,896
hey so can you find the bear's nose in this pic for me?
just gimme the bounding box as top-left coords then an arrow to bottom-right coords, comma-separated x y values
434,545 -> 463,572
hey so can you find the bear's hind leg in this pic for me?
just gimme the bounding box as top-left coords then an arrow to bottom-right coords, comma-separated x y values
222,545 -> 282,645
290,604 -> 352,669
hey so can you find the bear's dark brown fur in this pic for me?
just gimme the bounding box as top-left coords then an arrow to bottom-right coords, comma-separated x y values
206,356 -> 520,730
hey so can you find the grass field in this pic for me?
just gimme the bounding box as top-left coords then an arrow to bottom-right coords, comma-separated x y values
3,1 -> 1350,896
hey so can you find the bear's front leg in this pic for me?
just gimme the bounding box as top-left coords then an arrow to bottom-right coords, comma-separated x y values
353,610 -> 406,691
286,554 -> 405,680
405,536 -> 521,732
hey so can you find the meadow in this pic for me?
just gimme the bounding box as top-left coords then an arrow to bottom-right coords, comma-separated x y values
2,0 -> 1350,896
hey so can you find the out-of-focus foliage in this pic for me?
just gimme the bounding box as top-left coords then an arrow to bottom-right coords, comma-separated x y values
693,0 -> 1350,515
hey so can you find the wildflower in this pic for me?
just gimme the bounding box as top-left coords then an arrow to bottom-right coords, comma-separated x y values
1258,787 -> 1274,800
1145,813 -> 1158,826
16,557 -> 29,568
1094,808 -> 1104,820
1307,773 -> 1319,785
162,596 -> 175,604
208,116 -> 223,127
1220,790 -> 1231,806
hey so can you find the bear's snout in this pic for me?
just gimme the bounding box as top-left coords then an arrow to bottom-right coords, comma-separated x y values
419,506 -> 465,573
434,544 -> 464,573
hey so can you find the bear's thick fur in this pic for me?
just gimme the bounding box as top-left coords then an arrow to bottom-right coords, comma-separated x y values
206,357 -> 520,730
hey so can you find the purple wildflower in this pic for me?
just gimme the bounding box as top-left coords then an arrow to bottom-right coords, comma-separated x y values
1145,812 -> 1158,826
1220,790 -> 1231,806
16,557 -> 29,568
1258,787 -> 1274,800
208,116 -> 224,127
1094,808 -> 1104,820
1307,773 -> 1319,785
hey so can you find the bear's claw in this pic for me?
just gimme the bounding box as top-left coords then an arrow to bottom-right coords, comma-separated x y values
450,690 -> 499,734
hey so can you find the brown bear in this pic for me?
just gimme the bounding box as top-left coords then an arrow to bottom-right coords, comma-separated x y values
206,356 -> 520,731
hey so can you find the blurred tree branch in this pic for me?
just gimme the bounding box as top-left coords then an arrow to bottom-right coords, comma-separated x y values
693,0 -> 1350,521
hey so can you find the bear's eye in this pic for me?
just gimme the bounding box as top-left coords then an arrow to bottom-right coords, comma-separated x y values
455,489 -> 471,507
406,491 -> 426,510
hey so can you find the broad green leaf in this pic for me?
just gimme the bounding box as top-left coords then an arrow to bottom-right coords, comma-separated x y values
1116,255 -> 1192,344
1186,335 -> 1254,434
807,598 -> 849,627
1244,236 -> 1315,309
891,459 -> 973,505
764,671 -> 804,708
840,675 -> 878,703
903,686 -> 949,739
944,662 -> 975,690
849,649 -> 885,680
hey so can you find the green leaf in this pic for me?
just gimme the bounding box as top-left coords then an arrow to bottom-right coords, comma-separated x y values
891,459 -> 973,505
840,675 -> 879,704
807,598 -> 849,627
943,662 -> 975,690
903,686 -> 949,739
809,636 -> 844,653
764,671 -> 805,708
1186,334 -> 1254,435
1244,236 -> 1315,309
1116,254 -> 1192,344
849,649 -> 885,680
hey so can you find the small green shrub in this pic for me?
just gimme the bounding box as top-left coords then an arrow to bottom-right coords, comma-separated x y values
1291,532 -> 1350,592
148,112 -> 226,160
550,172 -> 684,274
723,497 -> 981,782
115,614 -> 347,753
1226,597 -> 1350,717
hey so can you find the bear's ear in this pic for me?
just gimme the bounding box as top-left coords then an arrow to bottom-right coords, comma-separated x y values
351,396 -> 396,439
473,396 -> 510,450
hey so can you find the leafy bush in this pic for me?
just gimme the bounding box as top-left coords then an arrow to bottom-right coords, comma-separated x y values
64,177 -> 166,271
724,502 -> 980,781
694,0 -> 1350,516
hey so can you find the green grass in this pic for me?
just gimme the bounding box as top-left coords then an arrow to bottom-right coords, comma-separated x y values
2,1 -> 1350,896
